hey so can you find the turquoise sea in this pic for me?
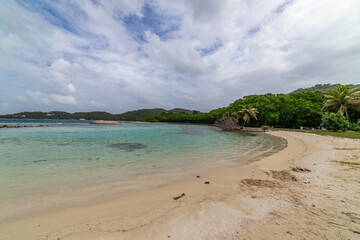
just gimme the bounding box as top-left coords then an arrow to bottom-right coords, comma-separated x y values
0,119 -> 286,220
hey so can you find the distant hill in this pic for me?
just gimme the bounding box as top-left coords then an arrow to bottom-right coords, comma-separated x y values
291,83 -> 360,94
116,108 -> 199,120
0,108 -> 199,121
72,111 -> 116,120
115,108 -> 167,121
168,108 -> 197,114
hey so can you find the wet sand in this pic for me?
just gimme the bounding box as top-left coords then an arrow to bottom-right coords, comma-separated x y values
0,131 -> 359,240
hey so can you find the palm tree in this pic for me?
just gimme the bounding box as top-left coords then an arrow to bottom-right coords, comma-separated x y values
323,85 -> 360,120
239,106 -> 258,127
222,111 -> 239,123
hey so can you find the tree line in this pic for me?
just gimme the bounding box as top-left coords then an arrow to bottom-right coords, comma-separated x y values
146,85 -> 360,129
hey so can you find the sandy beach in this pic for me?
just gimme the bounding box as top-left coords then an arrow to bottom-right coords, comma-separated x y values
0,131 -> 359,240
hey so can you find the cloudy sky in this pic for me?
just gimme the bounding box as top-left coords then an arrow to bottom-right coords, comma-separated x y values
0,0 -> 359,114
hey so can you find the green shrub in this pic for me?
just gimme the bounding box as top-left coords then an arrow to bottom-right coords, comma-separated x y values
320,112 -> 350,132
349,123 -> 360,131
261,125 -> 271,131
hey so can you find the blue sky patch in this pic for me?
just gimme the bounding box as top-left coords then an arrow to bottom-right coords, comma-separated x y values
274,0 -> 295,14
120,3 -> 181,42
248,26 -> 260,35
16,0 -> 87,35
198,39 -> 222,56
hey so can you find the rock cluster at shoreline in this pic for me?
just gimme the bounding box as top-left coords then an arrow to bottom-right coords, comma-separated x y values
214,118 -> 264,132
0,124 -> 50,128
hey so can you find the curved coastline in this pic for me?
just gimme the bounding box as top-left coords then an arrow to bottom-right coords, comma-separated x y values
1,131 -> 359,239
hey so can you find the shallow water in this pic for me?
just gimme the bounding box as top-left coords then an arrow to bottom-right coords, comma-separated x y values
0,120 -> 285,218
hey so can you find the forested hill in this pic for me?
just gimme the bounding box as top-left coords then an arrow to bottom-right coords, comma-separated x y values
0,108 -> 199,121
145,84 -> 360,127
291,83 -> 360,94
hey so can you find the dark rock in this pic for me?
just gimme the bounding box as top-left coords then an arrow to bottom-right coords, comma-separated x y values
312,204 -> 316,207
107,143 -> 147,151
196,175 -> 200,178
0,125 -> 9,128
33,160 -> 47,163
204,181 -> 210,184
291,167 -> 311,172
214,118 -> 238,130
173,193 -> 185,200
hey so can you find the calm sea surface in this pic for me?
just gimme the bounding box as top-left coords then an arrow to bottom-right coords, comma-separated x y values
0,119 -> 285,217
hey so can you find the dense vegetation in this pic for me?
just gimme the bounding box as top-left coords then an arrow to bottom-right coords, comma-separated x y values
147,85 -> 360,129
320,112 -> 350,132
147,91 -> 327,127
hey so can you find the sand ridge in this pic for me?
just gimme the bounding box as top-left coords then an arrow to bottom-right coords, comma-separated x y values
0,131 -> 359,239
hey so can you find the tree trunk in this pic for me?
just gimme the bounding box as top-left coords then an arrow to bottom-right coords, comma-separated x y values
345,109 -> 349,121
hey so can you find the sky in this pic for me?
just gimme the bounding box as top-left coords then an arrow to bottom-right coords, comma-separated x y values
0,0 -> 360,114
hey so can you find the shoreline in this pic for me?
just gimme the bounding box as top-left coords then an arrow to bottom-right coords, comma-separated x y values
0,131 -> 359,239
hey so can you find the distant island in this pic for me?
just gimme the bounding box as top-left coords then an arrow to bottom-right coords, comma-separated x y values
0,108 -> 198,121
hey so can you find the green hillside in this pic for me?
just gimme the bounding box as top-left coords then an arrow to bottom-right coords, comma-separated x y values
168,108 -> 198,114
72,111 -> 116,120
115,108 -> 167,120
0,108 -> 197,121
291,83 -> 360,93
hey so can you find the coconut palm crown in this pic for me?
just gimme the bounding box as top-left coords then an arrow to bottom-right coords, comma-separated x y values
239,106 -> 258,127
323,85 -> 360,120
222,111 -> 239,123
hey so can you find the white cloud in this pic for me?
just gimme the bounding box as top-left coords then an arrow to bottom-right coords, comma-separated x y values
50,94 -> 77,105
15,91 -> 50,105
0,0 -> 359,114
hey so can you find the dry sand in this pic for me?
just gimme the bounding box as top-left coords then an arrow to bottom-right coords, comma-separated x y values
0,131 -> 359,240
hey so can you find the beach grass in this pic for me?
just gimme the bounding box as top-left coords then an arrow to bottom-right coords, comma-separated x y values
274,129 -> 360,139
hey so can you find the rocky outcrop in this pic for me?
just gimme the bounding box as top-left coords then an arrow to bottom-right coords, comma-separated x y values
214,117 -> 239,130
90,120 -> 120,125
214,118 -> 265,132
